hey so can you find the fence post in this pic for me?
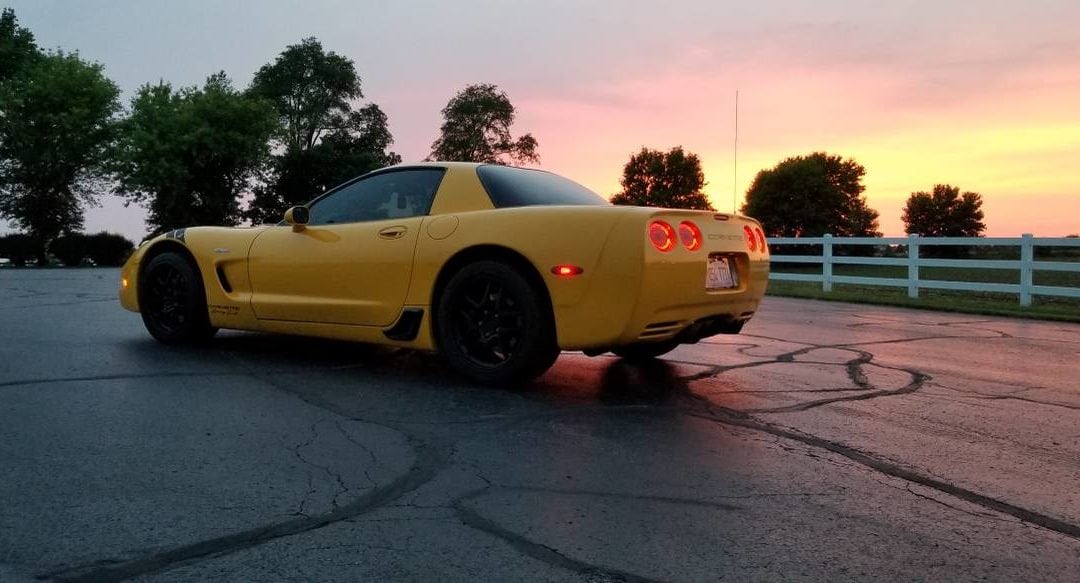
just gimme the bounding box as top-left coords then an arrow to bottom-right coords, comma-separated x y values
907,234 -> 919,299
822,234 -> 833,292
1019,233 -> 1034,307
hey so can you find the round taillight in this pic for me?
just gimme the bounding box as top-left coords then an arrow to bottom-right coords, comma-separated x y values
755,227 -> 767,253
744,225 -> 757,252
678,221 -> 702,251
649,221 -> 676,252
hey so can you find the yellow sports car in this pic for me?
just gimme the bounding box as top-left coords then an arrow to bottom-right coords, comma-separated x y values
120,162 -> 769,383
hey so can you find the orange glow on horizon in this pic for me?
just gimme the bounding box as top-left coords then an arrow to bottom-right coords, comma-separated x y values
521,58 -> 1080,238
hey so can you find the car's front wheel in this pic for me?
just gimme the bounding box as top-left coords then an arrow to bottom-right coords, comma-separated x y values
140,251 -> 217,344
436,260 -> 559,384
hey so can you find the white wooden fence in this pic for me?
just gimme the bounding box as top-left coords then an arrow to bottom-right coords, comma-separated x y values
767,234 -> 1080,307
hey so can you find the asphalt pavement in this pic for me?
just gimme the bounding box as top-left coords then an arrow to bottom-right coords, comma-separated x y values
1,268 -> 1078,582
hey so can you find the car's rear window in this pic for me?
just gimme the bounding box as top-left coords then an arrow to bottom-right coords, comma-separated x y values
476,165 -> 610,208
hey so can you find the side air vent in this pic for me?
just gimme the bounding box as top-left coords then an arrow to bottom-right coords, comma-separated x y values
384,308 -> 424,341
215,266 -> 233,293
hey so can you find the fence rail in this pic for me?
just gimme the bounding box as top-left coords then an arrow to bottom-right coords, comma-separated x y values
767,234 -> 1080,306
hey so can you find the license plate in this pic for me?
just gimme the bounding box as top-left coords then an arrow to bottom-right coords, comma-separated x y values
706,256 -> 738,290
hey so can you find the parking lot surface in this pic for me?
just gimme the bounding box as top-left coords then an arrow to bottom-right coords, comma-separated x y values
1,268 -> 1078,581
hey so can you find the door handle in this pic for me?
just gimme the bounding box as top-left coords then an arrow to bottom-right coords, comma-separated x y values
378,226 -> 407,240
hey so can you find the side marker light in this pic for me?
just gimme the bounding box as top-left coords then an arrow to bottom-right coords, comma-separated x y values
551,265 -> 584,277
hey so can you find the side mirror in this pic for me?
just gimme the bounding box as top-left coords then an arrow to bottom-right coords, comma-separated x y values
284,206 -> 309,232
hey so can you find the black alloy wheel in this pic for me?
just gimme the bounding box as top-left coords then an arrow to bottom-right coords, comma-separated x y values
436,260 -> 558,384
140,252 -> 216,344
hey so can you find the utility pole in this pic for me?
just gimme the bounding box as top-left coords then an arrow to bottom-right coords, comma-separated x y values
733,90 -> 739,214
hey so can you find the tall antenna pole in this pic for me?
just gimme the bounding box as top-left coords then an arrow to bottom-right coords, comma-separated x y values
733,90 -> 739,213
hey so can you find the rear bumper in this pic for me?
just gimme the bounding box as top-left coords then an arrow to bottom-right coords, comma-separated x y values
624,250 -> 768,342
552,211 -> 770,350
554,266 -> 767,350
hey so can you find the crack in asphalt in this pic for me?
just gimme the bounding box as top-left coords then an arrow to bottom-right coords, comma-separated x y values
899,483 -> 1025,527
495,485 -> 741,512
930,383 -> 1080,412
289,420 -> 352,513
44,371 -> 669,582
333,419 -> 381,489
45,437 -> 449,583
680,405 -> 1080,541
667,330 -> 1080,541
742,367 -> 929,414
34,337 -> 1080,583
18,296 -> 1079,581
452,487 -> 662,583
677,337 -> 930,414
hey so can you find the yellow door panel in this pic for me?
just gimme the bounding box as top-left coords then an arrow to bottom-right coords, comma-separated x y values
246,218 -> 422,327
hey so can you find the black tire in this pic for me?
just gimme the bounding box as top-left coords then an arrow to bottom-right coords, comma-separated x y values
139,252 -> 217,344
612,339 -> 679,361
435,260 -> 559,384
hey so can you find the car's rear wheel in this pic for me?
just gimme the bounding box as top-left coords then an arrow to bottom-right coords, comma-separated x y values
436,260 -> 559,384
140,252 -> 217,344
612,339 -> 679,361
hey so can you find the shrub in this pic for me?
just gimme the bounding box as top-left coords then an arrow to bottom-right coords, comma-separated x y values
85,232 -> 135,266
0,233 -> 43,266
50,234 -> 89,266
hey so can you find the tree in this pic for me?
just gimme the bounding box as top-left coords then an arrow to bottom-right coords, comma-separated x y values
0,8 -> 38,85
49,231 -> 134,266
429,83 -> 538,165
902,184 -> 985,237
114,73 -> 277,235
742,152 -> 880,237
50,233 -> 88,266
0,233 -> 40,266
250,103 -> 401,223
246,38 -> 400,223
85,232 -> 135,266
610,146 -> 713,210
248,37 -> 360,153
0,51 -> 120,262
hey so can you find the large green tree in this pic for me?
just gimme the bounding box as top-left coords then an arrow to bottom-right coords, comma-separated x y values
114,73 -> 277,235
260,103 -> 400,221
610,146 -> 713,210
0,51 -> 120,261
429,83 -> 538,165
902,184 -> 985,237
0,8 -> 38,84
246,38 -> 400,223
742,152 -> 880,237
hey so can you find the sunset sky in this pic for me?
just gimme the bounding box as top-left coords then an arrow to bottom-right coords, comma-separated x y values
6,0 -> 1079,239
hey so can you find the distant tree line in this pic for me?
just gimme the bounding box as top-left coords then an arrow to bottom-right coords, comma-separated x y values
608,147 -> 985,242
0,231 -> 131,266
0,9 -> 538,264
1,7 -> 994,267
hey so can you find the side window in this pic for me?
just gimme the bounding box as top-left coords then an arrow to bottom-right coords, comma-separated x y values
307,169 -> 445,226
